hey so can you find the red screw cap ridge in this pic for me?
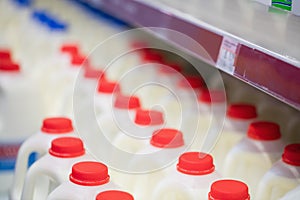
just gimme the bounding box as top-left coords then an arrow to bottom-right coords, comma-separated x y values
209,180 -> 250,200
150,128 -> 184,148
247,121 -> 281,141
0,62 -> 20,72
141,51 -> 163,63
134,109 -> 164,126
282,143 -> 300,166
227,104 -> 257,119
97,79 -> 120,94
49,137 -> 85,158
177,152 -> 215,175
70,161 -> 110,186
41,117 -> 74,134
60,43 -> 79,56
96,190 -> 134,200
178,76 -> 204,89
114,94 -> 141,109
0,49 -> 11,60
199,89 -> 226,104
71,54 -> 86,66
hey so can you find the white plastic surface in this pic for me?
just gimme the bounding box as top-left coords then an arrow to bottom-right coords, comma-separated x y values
47,178 -> 119,200
210,118 -> 254,173
152,166 -> 221,200
256,160 -> 300,200
109,143 -> 187,198
280,185 -> 300,200
223,137 -> 285,197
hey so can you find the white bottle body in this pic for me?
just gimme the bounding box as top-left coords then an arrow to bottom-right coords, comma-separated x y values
211,118 -> 253,173
152,167 -> 221,200
280,185 -> 300,200
223,137 -> 284,197
47,180 -> 119,200
256,160 -> 300,200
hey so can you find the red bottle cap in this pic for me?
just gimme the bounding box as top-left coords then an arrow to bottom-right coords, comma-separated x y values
141,51 -> 163,63
0,62 -> 20,72
209,180 -> 250,200
159,63 -> 182,74
150,128 -> 184,148
178,76 -> 204,89
134,109 -> 164,126
247,121 -> 281,141
114,94 -> 141,109
97,79 -> 120,94
49,137 -> 85,158
227,104 -> 257,119
198,89 -> 226,103
282,143 -> 300,166
0,49 -> 11,60
60,43 -> 79,56
71,54 -> 86,66
96,190 -> 134,200
84,66 -> 105,79
70,161 -> 110,186
41,117 -> 74,134
177,152 -> 215,175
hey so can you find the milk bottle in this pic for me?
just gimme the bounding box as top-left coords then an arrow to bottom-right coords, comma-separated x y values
21,137 -> 93,200
256,143 -> 300,200
223,121 -> 285,197
120,128 -> 186,197
112,109 -> 164,154
0,61 -> 45,136
0,61 -> 44,197
10,117 -> 76,200
47,161 -> 119,200
208,179 -> 250,200
152,152 -> 221,200
97,94 -> 141,143
211,103 -> 257,173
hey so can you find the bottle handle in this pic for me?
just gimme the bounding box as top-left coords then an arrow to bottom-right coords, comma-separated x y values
10,136 -> 47,200
21,158 -> 52,200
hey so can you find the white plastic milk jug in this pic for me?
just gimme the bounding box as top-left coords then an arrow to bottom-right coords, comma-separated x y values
256,143 -> 300,200
21,137 -> 93,200
223,121 -> 285,197
211,103 -> 257,173
10,117 -> 76,200
152,152 -> 221,200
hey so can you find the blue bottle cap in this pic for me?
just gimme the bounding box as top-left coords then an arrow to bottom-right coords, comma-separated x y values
47,19 -> 68,31
31,10 -> 49,25
13,0 -> 32,7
